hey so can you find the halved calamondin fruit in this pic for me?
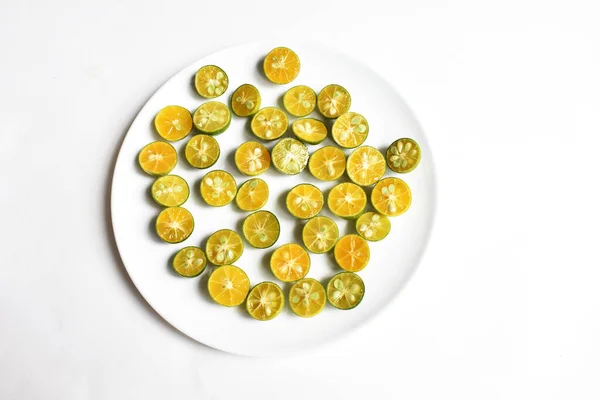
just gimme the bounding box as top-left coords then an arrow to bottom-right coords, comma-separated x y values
302,216 -> 339,254
283,85 -> 316,117
231,84 -> 261,117
334,234 -> 370,272
138,141 -> 177,176
308,146 -> 346,181
235,178 -> 269,212
292,118 -> 327,144
155,207 -> 194,244
242,211 -> 280,249
151,175 -> 189,207
371,177 -> 412,217
346,146 -> 386,186
184,134 -> 220,169
327,182 -> 367,219
246,282 -> 285,321
285,184 -> 324,220
251,107 -> 288,140
200,170 -> 237,207
270,243 -> 311,282
172,246 -> 207,277
263,47 -> 301,84
331,112 -> 368,148
317,84 -> 351,118
154,105 -> 193,141
289,278 -> 326,318
193,101 -> 231,134
271,138 -> 309,175
327,272 -> 365,310
386,138 -> 421,173
234,141 -> 270,176
356,212 -> 391,241
208,265 -> 250,307
206,229 -> 244,265
194,65 -> 228,98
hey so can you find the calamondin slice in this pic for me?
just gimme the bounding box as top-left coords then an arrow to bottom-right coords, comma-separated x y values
155,207 -> 194,244
251,107 -> 288,140
151,175 -> 189,207
138,141 -> 177,176
185,134 -> 220,169
194,65 -> 228,98
292,118 -> 327,144
193,101 -> 231,134
386,138 -> 421,173
356,212 -> 391,241
231,84 -> 261,117
371,177 -> 412,217
346,146 -> 386,186
263,47 -> 301,84
285,184 -> 324,220
283,85 -> 316,117
206,229 -> 244,265
302,216 -> 339,254
235,178 -> 269,212
334,234 -> 370,272
200,170 -> 237,207
331,112 -> 369,148
242,211 -> 280,249
154,105 -> 193,141
172,246 -> 207,277
270,243 -> 311,282
246,282 -> 284,321
234,141 -> 270,176
327,272 -> 365,310
308,146 -> 346,181
317,84 -> 351,118
327,182 -> 367,219
207,265 -> 250,307
289,278 -> 326,318
271,138 -> 309,175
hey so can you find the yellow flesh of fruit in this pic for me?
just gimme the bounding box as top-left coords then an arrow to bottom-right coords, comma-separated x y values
208,265 -> 250,306
185,134 -> 220,168
263,47 -> 301,84
206,230 -> 244,265
235,141 -> 270,175
302,216 -> 339,253
346,146 -> 386,186
371,177 -> 412,216
286,184 -> 324,219
242,211 -> 280,248
155,207 -> 194,243
154,105 -> 193,141
308,146 -> 346,181
236,178 -> 269,212
201,170 -> 237,206
334,234 -> 370,272
270,243 -> 310,282
327,272 -> 365,310
327,182 -> 367,219
289,278 -> 326,317
139,141 -> 177,176
246,282 -> 284,320
195,65 -> 228,98
284,85 -> 316,117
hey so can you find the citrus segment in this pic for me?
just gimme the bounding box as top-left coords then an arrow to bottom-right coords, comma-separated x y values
285,184 -> 324,220
184,134 -> 220,169
200,170 -> 237,207
155,207 -> 194,244
172,246 -> 207,277
356,212 -> 391,241
386,138 -> 421,173
194,65 -> 228,98
317,84 -> 351,118
271,138 -> 309,175
193,101 -> 231,134
270,243 -> 310,282
231,84 -> 261,117
346,146 -> 386,186
242,211 -> 280,249
234,141 -> 270,176
283,85 -> 316,117
302,216 -> 339,254
208,265 -> 250,307
250,107 -> 288,140
154,105 -> 193,141
289,278 -> 326,318
308,146 -> 346,181
327,182 -> 367,219
331,112 -> 368,148
246,282 -> 284,321
334,234 -> 370,272
206,229 -> 244,265
263,47 -> 301,84
138,141 -> 177,176
371,177 -> 412,216
236,178 -> 269,212
327,272 -> 365,310
151,175 -> 189,207
292,118 -> 327,144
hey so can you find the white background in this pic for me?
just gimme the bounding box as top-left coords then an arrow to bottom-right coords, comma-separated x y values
1,0 -> 599,399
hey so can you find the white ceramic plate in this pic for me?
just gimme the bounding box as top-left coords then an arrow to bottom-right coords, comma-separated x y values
111,42 -> 436,356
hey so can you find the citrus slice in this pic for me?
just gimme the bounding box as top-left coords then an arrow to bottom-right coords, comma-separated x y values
242,211 -> 280,249
386,138 -> 421,173
271,138 -> 309,175
289,278 -> 326,318
194,65 -> 228,98
263,47 -> 301,84
302,216 -> 339,254
308,146 -> 346,181
246,282 -> 284,320
327,182 -> 367,219
155,207 -> 194,244
334,234 -> 370,272
250,107 -> 288,140
371,177 -> 412,216
200,170 -> 237,207
151,175 -> 189,207
184,134 -> 220,169
317,84 -> 351,118
327,272 -> 365,310
356,212 -> 391,241
154,105 -> 193,141
270,243 -> 311,282
172,246 -> 207,277
207,265 -> 250,307
231,84 -> 261,117
286,184 -> 324,219
346,146 -> 386,186
235,178 -> 269,211
193,101 -> 231,134
234,141 -> 270,175
331,112 -> 369,148
292,118 -> 327,144
283,85 -> 316,117
138,141 -> 177,176
206,229 -> 244,265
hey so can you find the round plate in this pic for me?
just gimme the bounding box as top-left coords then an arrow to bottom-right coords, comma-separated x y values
111,42 -> 436,356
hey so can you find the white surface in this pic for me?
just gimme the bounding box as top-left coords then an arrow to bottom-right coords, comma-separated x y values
112,41 -> 435,356
1,0 -> 599,398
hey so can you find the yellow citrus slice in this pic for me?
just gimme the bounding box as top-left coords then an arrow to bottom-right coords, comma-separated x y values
194,65 -> 228,98
154,105 -> 193,141
184,134 -> 220,169
292,118 -> 327,144
193,101 -> 231,134
234,141 -> 271,176
386,138 -> 421,173
151,175 -> 189,207
206,229 -> 244,265
283,85 -> 316,117
242,211 -> 280,249
172,246 -> 207,277
317,84 -> 351,118
327,182 -> 367,219
285,184 -> 324,219
270,243 -> 310,282
271,138 -> 309,175
236,178 -> 269,212
346,146 -> 386,186
308,146 -> 346,181
289,278 -> 326,318
371,177 -> 412,216
250,107 -> 288,140
334,234 -> 370,272
246,282 -> 284,320
331,112 -> 369,148
200,170 -> 237,207
302,216 -> 339,254
208,265 -> 250,307
138,141 -> 177,176
155,207 -> 194,244
231,84 -> 261,117
327,272 -> 365,310
356,212 -> 391,241
263,47 -> 301,84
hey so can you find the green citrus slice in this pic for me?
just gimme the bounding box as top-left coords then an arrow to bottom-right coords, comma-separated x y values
346,146 -> 386,186
292,118 -> 327,144
286,184 -> 324,219
231,84 -> 261,117
138,141 -> 177,176
289,278 -> 326,318
327,182 -> 367,219
246,282 -> 285,320
194,65 -> 228,98
386,138 -> 421,173
271,138 -> 309,175
356,212 -> 391,241
208,265 -> 250,307
151,175 -> 189,207
283,85 -> 316,117
155,207 -> 194,244
327,272 -> 365,310
200,170 -> 237,207
331,112 -> 368,148
263,47 -> 301,84
371,177 -> 412,216
154,105 -> 193,141
250,107 -> 288,140
242,211 -> 280,249
206,229 -> 244,265
184,134 -> 220,169
172,246 -> 207,277
308,146 -> 346,181
193,101 -> 231,134
302,216 -> 339,254
317,84 -> 351,118
234,141 -> 270,175
270,243 -> 310,282
334,234 -> 370,272
236,178 -> 269,212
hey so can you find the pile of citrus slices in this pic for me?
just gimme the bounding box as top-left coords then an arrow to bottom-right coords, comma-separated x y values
137,47 -> 422,320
